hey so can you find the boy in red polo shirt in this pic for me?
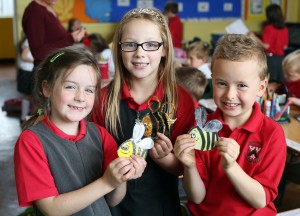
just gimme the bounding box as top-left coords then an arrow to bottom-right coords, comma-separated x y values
174,34 -> 287,216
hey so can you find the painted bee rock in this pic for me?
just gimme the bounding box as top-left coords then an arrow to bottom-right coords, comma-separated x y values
188,107 -> 222,151
118,122 -> 154,158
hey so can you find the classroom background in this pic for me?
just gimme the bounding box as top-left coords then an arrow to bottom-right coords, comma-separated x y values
1,0 -> 300,60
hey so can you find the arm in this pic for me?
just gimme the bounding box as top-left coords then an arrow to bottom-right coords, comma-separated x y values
174,134 -> 206,203
105,155 -> 147,206
216,137 -> 266,208
35,157 -> 135,216
289,97 -> 300,107
21,47 -> 34,63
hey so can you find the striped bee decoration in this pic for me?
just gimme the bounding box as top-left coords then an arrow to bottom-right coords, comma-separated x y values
141,97 -> 177,138
189,106 -> 223,151
189,126 -> 219,151
117,140 -> 149,159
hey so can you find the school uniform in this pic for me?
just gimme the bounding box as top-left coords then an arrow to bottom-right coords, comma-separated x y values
14,117 -> 117,215
285,79 -> 300,98
262,24 -> 289,82
91,81 -> 195,216
188,102 -> 287,216
169,15 -> 183,49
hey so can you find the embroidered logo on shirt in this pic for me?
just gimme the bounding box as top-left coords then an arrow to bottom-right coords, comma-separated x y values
244,141 -> 262,164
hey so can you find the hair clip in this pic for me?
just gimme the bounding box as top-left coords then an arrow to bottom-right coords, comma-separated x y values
37,108 -> 44,116
50,51 -> 64,63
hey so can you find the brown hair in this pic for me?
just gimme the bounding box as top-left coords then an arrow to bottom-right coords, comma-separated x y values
211,34 -> 268,81
187,41 -> 210,60
176,67 -> 208,102
103,8 -> 177,138
22,45 -> 100,130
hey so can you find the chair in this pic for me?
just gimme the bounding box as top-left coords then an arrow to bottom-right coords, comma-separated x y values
277,161 -> 300,206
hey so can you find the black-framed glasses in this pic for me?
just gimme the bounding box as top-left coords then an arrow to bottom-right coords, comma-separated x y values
119,41 -> 164,52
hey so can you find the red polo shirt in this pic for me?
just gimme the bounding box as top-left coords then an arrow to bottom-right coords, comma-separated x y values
188,102 -> 287,216
285,79 -> 300,98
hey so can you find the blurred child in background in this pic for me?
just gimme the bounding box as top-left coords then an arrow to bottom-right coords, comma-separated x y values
282,49 -> 300,106
17,32 -> 34,122
186,41 -> 211,79
176,67 -> 208,107
68,18 -> 83,33
86,33 -> 115,78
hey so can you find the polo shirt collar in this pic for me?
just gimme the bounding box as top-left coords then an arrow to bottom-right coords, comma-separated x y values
121,81 -> 164,111
212,102 -> 263,133
42,116 -> 87,142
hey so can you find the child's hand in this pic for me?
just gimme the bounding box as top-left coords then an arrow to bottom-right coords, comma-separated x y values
128,155 -> 147,179
173,134 -> 196,168
102,157 -> 134,188
215,137 -> 240,170
149,132 -> 173,159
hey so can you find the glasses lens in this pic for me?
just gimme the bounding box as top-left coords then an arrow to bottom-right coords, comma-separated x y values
121,42 -> 137,51
142,42 -> 159,51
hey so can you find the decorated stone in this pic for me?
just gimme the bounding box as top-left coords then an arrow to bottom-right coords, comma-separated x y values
188,107 -> 223,151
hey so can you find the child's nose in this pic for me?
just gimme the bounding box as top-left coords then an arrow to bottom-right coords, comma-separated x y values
225,87 -> 236,99
75,90 -> 85,102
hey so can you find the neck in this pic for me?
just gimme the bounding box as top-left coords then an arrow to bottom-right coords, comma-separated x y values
129,78 -> 158,105
34,0 -> 56,16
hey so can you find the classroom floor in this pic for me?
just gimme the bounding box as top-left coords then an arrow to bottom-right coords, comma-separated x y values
0,61 -> 299,215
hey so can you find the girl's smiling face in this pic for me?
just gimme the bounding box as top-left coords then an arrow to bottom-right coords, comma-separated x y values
212,59 -> 267,126
43,65 -> 97,131
120,19 -> 166,82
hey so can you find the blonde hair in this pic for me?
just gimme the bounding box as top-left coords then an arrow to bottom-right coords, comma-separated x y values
211,34 -> 268,81
104,8 -> 177,138
282,50 -> 300,74
176,67 -> 208,102
187,41 -> 210,60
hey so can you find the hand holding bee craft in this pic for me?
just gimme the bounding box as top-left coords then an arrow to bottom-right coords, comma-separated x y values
189,107 -> 223,151
117,122 -> 154,159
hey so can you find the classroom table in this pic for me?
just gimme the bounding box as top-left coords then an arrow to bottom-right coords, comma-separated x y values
281,107 -> 300,154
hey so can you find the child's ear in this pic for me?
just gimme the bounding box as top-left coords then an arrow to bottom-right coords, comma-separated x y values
42,80 -> 51,98
257,79 -> 268,97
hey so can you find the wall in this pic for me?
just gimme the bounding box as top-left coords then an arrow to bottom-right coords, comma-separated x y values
11,0 -> 300,57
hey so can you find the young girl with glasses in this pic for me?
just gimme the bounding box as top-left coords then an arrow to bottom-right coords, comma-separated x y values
90,8 -> 195,216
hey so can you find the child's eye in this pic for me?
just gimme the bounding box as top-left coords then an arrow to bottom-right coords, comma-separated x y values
216,81 -> 226,87
85,88 -> 95,94
65,85 -> 76,90
238,84 -> 248,88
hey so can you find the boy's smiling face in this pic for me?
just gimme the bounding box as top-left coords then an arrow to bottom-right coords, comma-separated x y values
212,59 -> 267,127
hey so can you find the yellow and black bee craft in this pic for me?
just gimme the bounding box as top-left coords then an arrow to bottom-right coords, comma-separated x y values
188,107 -> 223,151
141,96 -> 177,138
118,122 -> 154,159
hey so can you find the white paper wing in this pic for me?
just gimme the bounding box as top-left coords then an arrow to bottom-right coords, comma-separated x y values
138,137 -> 154,149
132,122 -> 145,143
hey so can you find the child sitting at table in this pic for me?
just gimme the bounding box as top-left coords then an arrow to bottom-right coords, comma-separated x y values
282,49 -> 300,107
186,41 -> 211,79
175,66 -> 208,107
173,34 -> 287,216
